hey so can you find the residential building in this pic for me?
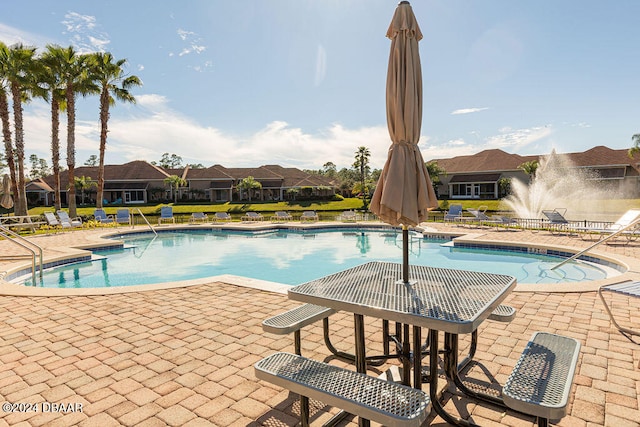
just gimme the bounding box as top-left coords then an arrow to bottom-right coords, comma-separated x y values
432,146 -> 640,200
29,161 -> 336,206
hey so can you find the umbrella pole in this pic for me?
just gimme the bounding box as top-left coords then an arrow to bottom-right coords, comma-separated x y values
402,225 -> 409,284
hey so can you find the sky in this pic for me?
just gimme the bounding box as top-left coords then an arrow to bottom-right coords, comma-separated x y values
1,0 -> 639,171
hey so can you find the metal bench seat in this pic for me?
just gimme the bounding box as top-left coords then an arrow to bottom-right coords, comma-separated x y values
488,304 -> 516,322
502,332 -> 580,427
255,352 -> 430,427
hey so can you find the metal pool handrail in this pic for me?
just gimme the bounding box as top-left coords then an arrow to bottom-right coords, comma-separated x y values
551,216 -> 640,270
0,224 -> 44,284
136,208 -> 157,236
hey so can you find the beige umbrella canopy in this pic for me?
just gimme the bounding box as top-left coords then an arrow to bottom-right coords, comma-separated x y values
370,1 -> 438,227
1,174 -> 13,209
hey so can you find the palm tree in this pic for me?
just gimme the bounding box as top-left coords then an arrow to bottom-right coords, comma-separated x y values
629,134 -> 640,159
2,43 -> 40,216
237,176 -> 262,202
40,45 -> 68,211
74,175 -> 97,205
55,46 -> 98,217
353,146 -> 371,208
0,42 -> 17,211
89,52 -> 142,209
164,175 -> 187,204
518,160 -> 539,183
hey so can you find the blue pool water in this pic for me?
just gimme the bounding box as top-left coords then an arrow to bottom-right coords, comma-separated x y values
26,228 -> 616,288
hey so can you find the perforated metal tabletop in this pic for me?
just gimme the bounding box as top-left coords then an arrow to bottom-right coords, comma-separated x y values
288,261 -> 517,334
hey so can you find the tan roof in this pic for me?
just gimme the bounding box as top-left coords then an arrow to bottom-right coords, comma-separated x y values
433,146 -> 636,174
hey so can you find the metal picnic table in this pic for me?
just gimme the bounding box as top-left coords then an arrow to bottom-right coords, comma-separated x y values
288,261 -> 517,426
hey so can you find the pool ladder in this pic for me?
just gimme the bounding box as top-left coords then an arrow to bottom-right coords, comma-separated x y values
0,224 -> 43,286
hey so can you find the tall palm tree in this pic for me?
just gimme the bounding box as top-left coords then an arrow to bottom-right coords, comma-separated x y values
353,146 -> 371,209
2,43 -> 39,216
629,134 -> 640,159
237,176 -> 262,202
164,175 -> 187,204
40,45 -> 68,211
89,52 -> 142,209
55,46 -> 98,217
0,42 -> 18,211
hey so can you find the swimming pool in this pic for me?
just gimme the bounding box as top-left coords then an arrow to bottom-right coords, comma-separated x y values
20,227 -> 620,288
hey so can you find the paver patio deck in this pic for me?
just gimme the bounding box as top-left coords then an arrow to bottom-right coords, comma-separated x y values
0,223 -> 639,426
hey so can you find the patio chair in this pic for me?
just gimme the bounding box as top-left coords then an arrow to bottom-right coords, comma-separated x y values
459,206 -> 496,228
189,212 -> 208,224
270,211 -> 292,222
542,208 -> 573,234
574,209 -> 640,242
94,209 -> 114,224
158,206 -> 175,225
241,212 -> 263,222
339,210 -> 357,222
115,209 -> 132,226
598,281 -> 640,336
443,204 -> 463,223
300,211 -> 318,222
44,212 -> 62,229
56,210 -> 82,228
213,212 -> 232,223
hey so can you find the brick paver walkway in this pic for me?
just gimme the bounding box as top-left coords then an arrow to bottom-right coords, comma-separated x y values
0,224 -> 639,426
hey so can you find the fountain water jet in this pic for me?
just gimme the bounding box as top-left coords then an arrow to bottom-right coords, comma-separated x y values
501,150 -> 620,220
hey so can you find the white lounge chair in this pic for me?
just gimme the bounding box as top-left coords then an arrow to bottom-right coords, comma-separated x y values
575,209 -> 640,242
241,212 -> 263,222
56,210 -> 82,228
214,212 -> 232,222
44,212 -> 62,229
339,211 -> 357,222
598,281 -> 640,336
542,208 -> 574,234
270,211 -> 292,222
459,206 -> 496,228
190,212 -> 208,224
158,206 -> 175,225
300,211 -> 318,222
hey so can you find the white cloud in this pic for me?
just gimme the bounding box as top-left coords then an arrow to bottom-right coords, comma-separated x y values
61,12 -> 110,53
451,107 -> 489,115
0,23 -> 57,47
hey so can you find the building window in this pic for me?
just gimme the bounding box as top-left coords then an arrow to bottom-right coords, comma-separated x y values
124,190 -> 145,203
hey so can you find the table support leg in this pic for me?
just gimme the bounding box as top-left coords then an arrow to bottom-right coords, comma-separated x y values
429,329 -> 481,427
402,323 -> 411,386
354,314 -> 370,427
412,326 -> 422,389
445,333 -> 505,407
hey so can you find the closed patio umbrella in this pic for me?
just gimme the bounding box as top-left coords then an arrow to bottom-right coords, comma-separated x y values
1,174 -> 13,209
370,1 -> 438,284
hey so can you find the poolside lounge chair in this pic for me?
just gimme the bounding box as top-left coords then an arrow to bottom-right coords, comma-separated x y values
56,210 -> 82,228
574,209 -> 640,242
44,212 -> 62,229
443,204 -> 463,223
115,209 -> 132,226
270,211 -> 292,222
213,212 -> 232,223
158,206 -> 175,225
339,210 -> 357,222
94,209 -> 114,224
189,212 -> 208,224
598,281 -> 640,336
542,208 -> 573,234
241,212 -> 263,222
300,211 -> 318,222
459,206 -> 496,228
